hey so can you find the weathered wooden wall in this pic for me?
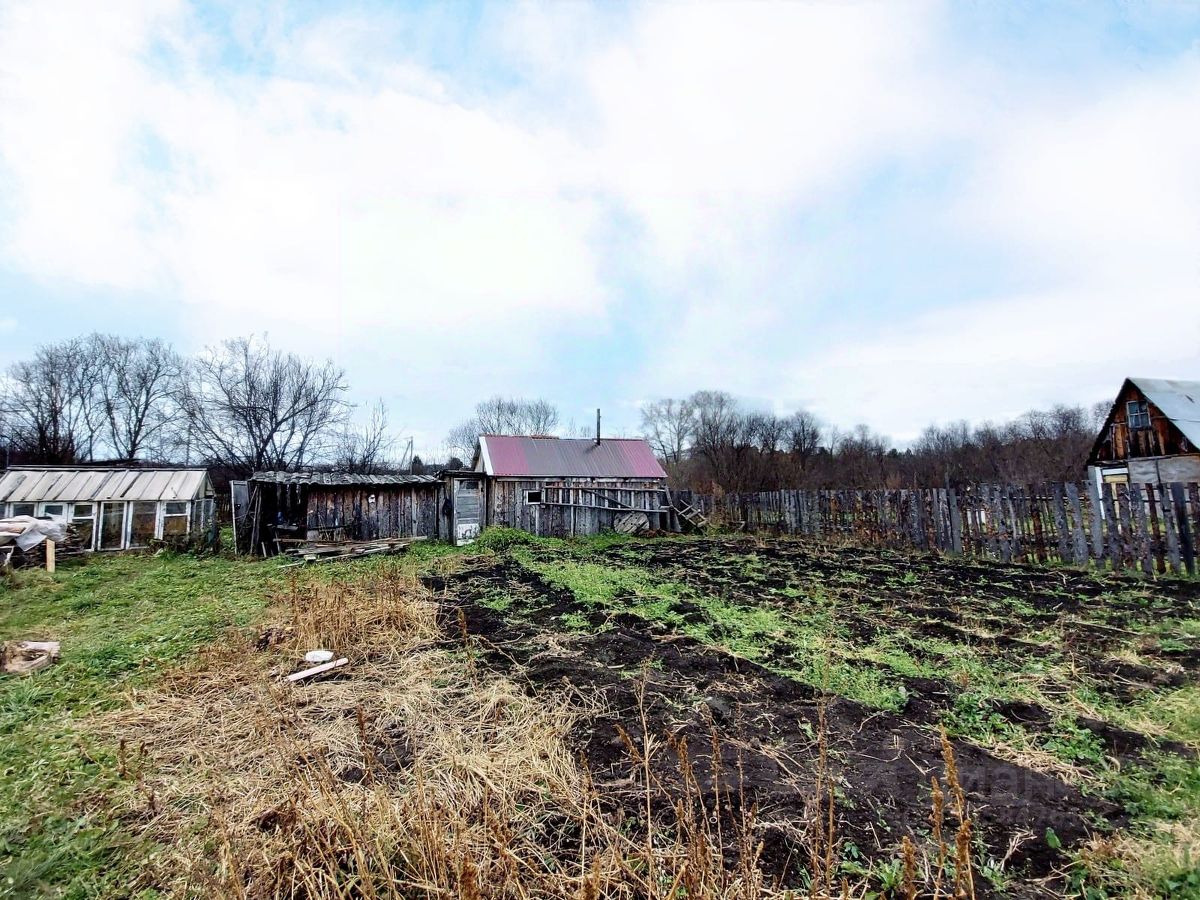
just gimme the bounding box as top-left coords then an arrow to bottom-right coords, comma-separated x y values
1094,382 -> 1192,462
488,478 -> 667,538
307,485 -> 442,540
694,481 -> 1200,576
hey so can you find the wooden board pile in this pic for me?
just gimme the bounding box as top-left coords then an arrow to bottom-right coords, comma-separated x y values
278,536 -> 426,568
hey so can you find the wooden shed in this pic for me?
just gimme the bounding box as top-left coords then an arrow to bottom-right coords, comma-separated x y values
244,471 -> 443,555
471,435 -> 670,538
1089,377 -> 1200,486
0,466 -> 215,551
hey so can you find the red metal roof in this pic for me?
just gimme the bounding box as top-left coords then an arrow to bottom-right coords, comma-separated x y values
478,436 -> 667,479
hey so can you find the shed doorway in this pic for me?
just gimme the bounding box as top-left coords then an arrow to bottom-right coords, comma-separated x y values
451,477 -> 482,546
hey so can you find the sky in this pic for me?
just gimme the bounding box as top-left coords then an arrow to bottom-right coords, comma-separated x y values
0,0 -> 1198,456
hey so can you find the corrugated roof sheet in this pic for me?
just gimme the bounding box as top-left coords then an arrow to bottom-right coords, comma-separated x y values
251,471 -> 442,486
0,467 -> 211,503
478,436 -> 667,479
1130,377 -> 1200,448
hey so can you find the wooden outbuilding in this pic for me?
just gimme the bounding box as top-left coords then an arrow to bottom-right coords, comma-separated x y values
0,466 -> 215,551
240,433 -> 678,553
242,471 -> 443,554
1088,377 -> 1200,486
471,434 -> 670,538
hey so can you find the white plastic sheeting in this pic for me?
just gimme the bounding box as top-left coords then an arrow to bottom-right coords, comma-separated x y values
0,516 -> 69,551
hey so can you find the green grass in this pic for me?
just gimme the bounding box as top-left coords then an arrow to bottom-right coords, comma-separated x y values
0,552 -> 285,899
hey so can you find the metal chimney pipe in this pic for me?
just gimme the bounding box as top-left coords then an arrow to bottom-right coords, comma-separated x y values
595,408 -> 601,445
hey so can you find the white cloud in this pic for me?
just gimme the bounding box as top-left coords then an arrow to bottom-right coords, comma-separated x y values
0,0 -> 1197,449
796,55 -> 1200,440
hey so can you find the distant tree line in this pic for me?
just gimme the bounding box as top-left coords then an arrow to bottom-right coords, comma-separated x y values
2,334 -> 1108,491
641,390 -> 1108,492
0,334 -> 409,477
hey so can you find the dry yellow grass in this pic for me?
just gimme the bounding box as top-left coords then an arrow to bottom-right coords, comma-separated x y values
100,570 -> 780,899
99,567 -> 979,900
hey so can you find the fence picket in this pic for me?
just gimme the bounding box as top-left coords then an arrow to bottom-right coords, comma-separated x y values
1171,483 -> 1194,575
1131,485 -> 1153,576
1158,484 -> 1181,574
1065,483 -> 1088,565
700,479 -> 1200,577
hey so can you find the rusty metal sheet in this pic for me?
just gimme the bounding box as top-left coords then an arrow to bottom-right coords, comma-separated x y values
478,436 -> 667,479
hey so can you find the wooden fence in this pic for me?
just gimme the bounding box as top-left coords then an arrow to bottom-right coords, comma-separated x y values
691,481 -> 1200,576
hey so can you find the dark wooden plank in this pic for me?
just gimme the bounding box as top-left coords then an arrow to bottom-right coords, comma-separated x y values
1131,484 -> 1153,576
1116,483 -> 1136,572
949,487 -> 963,555
1190,484 -> 1200,570
1008,485 -> 1024,563
1158,483 -> 1181,574
1086,478 -> 1105,563
990,485 -> 1011,563
1171,483 -> 1194,575
1065,483 -> 1089,566
1028,484 -> 1046,563
1145,484 -> 1166,574
1051,483 -> 1070,564
985,485 -> 1001,559
1101,482 -> 1121,570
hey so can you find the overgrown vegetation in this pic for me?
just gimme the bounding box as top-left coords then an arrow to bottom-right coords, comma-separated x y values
0,553 -> 283,897
3,534 -> 1198,898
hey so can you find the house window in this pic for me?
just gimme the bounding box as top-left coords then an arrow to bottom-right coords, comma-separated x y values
41,503 -> 67,518
1127,400 -> 1151,430
162,501 -> 189,538
71,503 -> 95,550
10,503 -> 35,517
524,490 -> 543,504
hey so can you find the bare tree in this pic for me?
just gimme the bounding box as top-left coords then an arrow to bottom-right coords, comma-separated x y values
92,334 -> 183,461
331,399 -> 395,473
3,338 -> 103,463
178,336 -> 349,474
446,396 -> 560,454
639,397 -> 695,466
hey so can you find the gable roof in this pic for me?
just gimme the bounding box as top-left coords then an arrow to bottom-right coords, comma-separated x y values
1090,377 -> 1200,462
477,435 -> 667,479
1129,377 -> 1200,448
0,467 -> 212,504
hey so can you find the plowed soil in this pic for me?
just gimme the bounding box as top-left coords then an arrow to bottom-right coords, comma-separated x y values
422,535 -> 1200,897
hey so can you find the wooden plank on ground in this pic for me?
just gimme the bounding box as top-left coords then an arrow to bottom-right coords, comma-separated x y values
286,657 -> 349,683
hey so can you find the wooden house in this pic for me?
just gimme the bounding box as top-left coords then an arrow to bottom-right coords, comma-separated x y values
1088,377 -> 1200,485
471,434 -> 669,538
0,466 -> 215,551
